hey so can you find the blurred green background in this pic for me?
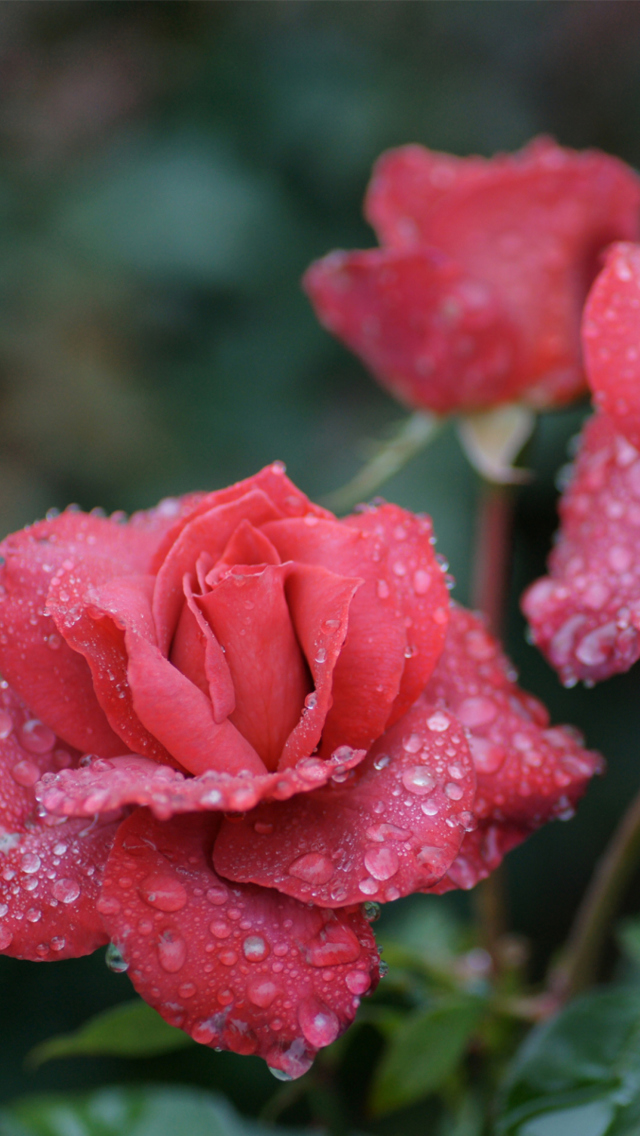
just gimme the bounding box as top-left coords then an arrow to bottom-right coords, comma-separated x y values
1,1 -> 640,1131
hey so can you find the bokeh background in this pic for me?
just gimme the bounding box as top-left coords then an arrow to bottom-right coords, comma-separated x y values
1,1 -> 640,1131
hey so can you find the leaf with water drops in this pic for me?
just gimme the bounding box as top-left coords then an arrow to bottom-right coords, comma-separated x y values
28,1000 -> 193,1067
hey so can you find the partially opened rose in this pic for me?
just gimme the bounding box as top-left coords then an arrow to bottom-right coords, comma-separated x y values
304,137 -> 640,415
0,466 -> 600,1077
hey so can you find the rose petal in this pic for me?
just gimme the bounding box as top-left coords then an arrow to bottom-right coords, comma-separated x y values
198,564 -> 309,771
0,513 -> 152,754
36,748 -> 367,820
98,809 -> 379,1078
428,823 -> 527,894
425,604 -> 601,825
170,576 -> 235,720
217,520 -> 281,568
47,573 -> 173,765
303,248 -> 520,414
264,516 -> 405,753
0,682 -> 79,831
153,491 -> 285,656
364,137 -> 640,409
523,412 -> 640,684
213,696 -> 475,906
149,464 -> 332,577
0,815 -> 117,960
343,504 -> 449,726
127,635 -> 266,777
0,682 -> 117,960
279,564 -> 362,770
583,242 -> 640,449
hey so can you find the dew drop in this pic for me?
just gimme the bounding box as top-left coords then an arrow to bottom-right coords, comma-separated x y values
20,853 -> 41,875
105,943 -> 129,973
206,886 -> 228,906
346,969 -> 371,994
402,766 -> 436,795
402,733 -> 422,753
248,978 -> 279,1007
52,878 -> 80,904
373,754 -> 390,771
11,760 -> 40,788
0,712 -> 12,739
20,720 -> 55,755
427,711 -> 450,732
298,997 -> 340,1048
361,901 -> 381,923
157,930 -> 187,973
358,877 -> 379,895
243,935 -> 269,961
139,874 -> 187,912
445,782 -> 464,801
288,853 -> 334,885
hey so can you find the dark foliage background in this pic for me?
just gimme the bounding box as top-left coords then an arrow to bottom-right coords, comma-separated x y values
1,2 -> 640,1131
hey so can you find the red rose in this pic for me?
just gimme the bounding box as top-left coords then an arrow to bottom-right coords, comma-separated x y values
304,137 -> 640,415
524,243 -> 640,685
0,466 -> 599,1077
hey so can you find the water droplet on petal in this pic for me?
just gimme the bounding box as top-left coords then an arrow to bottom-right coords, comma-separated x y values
269,1066 -> 293,1082
0,926 -> 13,950
358,877 -> 379,895
248,978 -> 279,1007
0,712 -> 13,739
157,930 -> 186,972
298,997 -> 340,1048
52,878 -> 80,904
361,901 -> 381,923
105,943 -> 129,972
402,766 -> 436,795
11,760 -> 40,787
243,935 -> 269,961
373,754 -> 390,771
289,853 -> 334,885
445,782 -> 464,801
139,874 -> 187,912
206,886 -> 228,906
20,853 -> 41,875
427,711 -> 450,732
20,720 -> 55,754
346,970 -> 371,994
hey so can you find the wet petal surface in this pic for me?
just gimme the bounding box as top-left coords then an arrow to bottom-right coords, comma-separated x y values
583,242 -> 640,449
36,747 -> 366,820
213,696 -> 475,906
98,809 -> 379,1078
523,413 -> 640,684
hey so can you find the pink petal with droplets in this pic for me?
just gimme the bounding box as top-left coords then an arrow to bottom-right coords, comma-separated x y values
417,605 -> 601,891
47,573 -> 173,766
198,564 -> 310,771
213,696 -> 475,906
98,809 -> 379,1078
36,747 -> 367,821
363,137 -> 640,409
149,464 -> 333,576
0,682 -> 118,960
583,243 -> 640,449
303,247 -> 520,414
523,412 -> 640,684
152,491 -> 284,657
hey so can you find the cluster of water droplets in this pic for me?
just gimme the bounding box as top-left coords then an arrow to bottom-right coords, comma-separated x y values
523,415 -> 640,686
98,817 -> 379,1082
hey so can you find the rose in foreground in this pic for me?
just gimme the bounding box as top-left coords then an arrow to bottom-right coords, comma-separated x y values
524,242 -> 640,686
0,467 -> 599,1077
304,137 -> 640,415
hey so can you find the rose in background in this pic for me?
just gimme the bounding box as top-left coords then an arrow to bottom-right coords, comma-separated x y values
0,466 -> 598,1078
524,242 -> 640,687
304,138 -> 640,417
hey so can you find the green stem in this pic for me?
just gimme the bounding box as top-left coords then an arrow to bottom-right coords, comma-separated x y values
549,779 -> 640,1002
471,481 -> 516,962
322,411 -> 440,514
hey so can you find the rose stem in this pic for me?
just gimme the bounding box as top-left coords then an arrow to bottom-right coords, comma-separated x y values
322,411 -> 441,514
471,481 -> 516,962
549,777 -> 640,1002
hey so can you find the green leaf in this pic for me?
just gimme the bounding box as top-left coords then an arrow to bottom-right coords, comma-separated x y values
617,917 -> 640,967
0,1085 -> 322,1136
27,1000 -> 193,1067
496,984 -> 640,1135
370,995 -> 485,1115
